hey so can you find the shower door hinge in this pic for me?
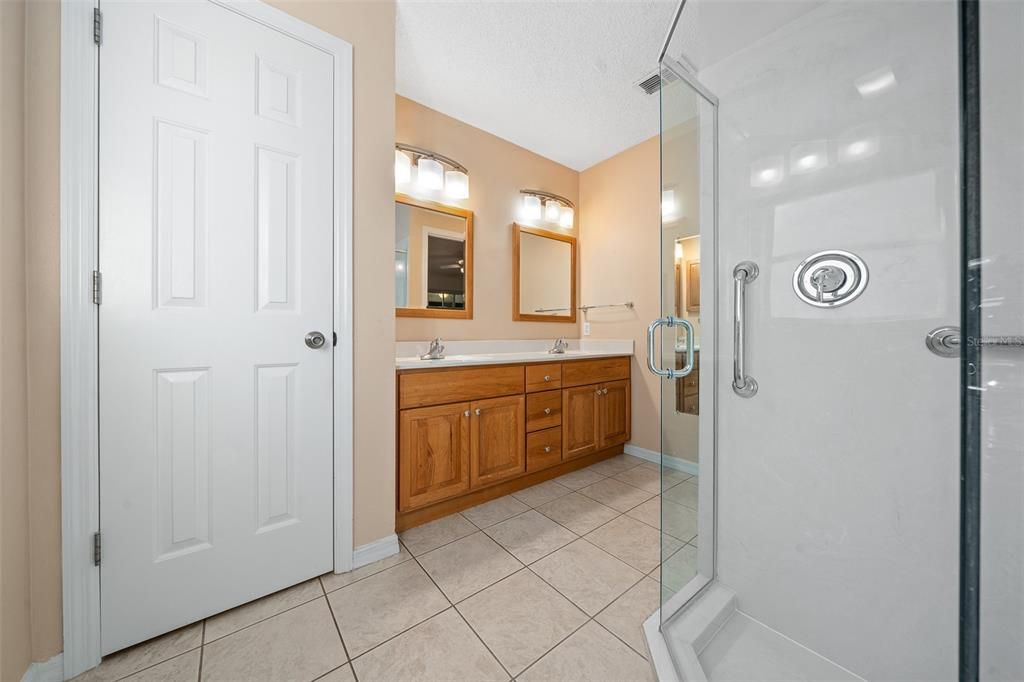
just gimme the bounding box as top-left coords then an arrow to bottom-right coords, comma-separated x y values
93,8 -> 102,46
92,270 -> 102,305
93,532 -> 101,566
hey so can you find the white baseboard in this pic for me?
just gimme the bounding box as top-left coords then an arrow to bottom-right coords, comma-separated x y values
351,533 -> 400,570
625,443 -> 699,476
21,653 -> 63,682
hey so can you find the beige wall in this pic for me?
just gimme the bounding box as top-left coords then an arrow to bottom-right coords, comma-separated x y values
395,96 -> 579,341
580,136 -> 661,453
1,0 -> 33,678
580,127 -> 701,460
2,1 -> 397,675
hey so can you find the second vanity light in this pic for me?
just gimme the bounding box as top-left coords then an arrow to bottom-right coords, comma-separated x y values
395,143 -> 469,200
520,189 -> 575,229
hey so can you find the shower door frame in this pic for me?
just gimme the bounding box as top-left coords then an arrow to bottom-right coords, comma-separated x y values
657,53 -> 721,623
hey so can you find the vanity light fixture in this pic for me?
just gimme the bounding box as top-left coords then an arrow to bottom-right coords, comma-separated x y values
523,195 -> 542,220
394,149 -> 412,184
395,143 -> 470,199
520,189 -> 575,229
559,206 -> 574,229
417,157 -> 444,190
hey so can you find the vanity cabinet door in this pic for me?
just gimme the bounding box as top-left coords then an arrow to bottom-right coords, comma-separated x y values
399,403 -> 471,511
562,385 -> 600,459
599,380 -> 631,448
470,395 -> 526,488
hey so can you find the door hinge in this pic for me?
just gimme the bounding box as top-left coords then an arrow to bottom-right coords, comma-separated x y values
333,331 -> 337,347
93,532 -> 101,566
93,8 -> 102,46
92,270 -> 102,305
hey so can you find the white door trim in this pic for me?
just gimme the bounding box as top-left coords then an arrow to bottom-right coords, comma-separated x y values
59,2 -> 354,677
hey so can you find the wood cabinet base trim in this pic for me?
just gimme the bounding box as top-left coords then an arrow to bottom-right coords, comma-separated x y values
395,444 -> 625,532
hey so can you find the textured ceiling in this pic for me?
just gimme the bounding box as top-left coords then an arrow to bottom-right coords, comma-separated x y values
396,0 -> 679,171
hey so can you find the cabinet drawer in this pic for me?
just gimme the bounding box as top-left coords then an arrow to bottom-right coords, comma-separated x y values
527,427 -> 562,472
399,365 -> 525,409
526,363 -> 562,392
526,390 -> 562,432
562,356 -> 630,387
682,371 -> 699,397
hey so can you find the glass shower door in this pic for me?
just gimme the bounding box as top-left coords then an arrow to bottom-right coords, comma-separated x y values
655,57 -> 718,618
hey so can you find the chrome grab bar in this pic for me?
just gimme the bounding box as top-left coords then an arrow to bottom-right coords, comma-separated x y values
732,261 -> 758,398
646,316 -> 694,380
926,325 -> 1024,357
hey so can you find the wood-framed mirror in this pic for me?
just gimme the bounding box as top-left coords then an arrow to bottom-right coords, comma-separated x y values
394,193 -> 473,319
512,224 -> 577,323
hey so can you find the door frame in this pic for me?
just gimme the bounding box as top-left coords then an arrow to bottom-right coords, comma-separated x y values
59,1 -> 354,676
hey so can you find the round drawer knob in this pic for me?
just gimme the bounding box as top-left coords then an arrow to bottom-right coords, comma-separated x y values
544,446 -> 552,453
544,407 -> 552,414
544,375 -> 551,381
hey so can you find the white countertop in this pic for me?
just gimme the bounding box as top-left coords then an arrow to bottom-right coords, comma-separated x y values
396,339 -> 633,370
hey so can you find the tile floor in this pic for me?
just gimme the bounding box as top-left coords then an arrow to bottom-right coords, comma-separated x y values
76,454 -> 699,682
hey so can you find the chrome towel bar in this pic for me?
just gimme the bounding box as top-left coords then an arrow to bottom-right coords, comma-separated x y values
733,261 -> 758,397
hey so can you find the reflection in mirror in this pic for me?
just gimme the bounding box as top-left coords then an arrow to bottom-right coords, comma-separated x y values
394,194 -> 473,318
512,224 -> 576,323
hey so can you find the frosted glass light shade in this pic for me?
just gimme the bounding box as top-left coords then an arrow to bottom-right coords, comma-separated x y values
522,195 -> 542,220
545,199 -> 562,222
394,150 -> 412,184
445,170 -> 469,199
661,190 -> 677,219
417,157 -> 444,190
559,205 -> 574,228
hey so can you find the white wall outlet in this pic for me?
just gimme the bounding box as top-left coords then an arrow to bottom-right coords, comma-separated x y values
583,321 -> 591,336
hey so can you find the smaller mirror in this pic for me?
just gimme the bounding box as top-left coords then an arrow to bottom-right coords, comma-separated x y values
395,194 -> 473,318
513,224 -> 577,323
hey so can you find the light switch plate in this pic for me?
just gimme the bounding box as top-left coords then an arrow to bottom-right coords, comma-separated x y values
583,321 -> 591,336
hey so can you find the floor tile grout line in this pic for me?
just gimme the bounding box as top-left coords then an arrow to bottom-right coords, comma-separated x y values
451,597 -> 516,680
321,552 -> 414,595
111,644 -> 203,682
401,513 -> 478,558
320,576 -> 358,681
327,550 -> 454,664
510,612 -> 593,681
394,540 -> 511,677
200,590 -> 326,647
311,664 -> 351,682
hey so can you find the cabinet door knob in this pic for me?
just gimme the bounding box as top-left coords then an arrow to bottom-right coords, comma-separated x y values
464,410 -> 470,417
544,446 -> 552,453
603,388 -> 609,395
595,389 -> 601,395
475,408 -> 481,416
544,407 -> 552,415
544,375 -> 551,381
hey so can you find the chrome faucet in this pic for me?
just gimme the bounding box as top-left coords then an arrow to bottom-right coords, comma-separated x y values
420,337 -> 445,360
548,337 -> 569,354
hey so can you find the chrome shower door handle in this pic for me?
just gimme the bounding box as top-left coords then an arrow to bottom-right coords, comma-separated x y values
646,317 -> 694,379
733,261 -> 759,398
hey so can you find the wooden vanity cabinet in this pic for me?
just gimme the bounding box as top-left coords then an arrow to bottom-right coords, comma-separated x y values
397,356 -> 631,529
562,385 -> 600,459
398,402 -> 471,511
470,395 -> 526,488
599,379 -> 631,448
563,379 -> 631,459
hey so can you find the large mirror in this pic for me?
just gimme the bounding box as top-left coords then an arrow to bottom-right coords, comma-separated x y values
395,194 -> 473,318
512,224 -> 577,323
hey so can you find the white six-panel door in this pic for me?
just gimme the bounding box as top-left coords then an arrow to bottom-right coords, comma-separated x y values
98,0 -> 335,653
